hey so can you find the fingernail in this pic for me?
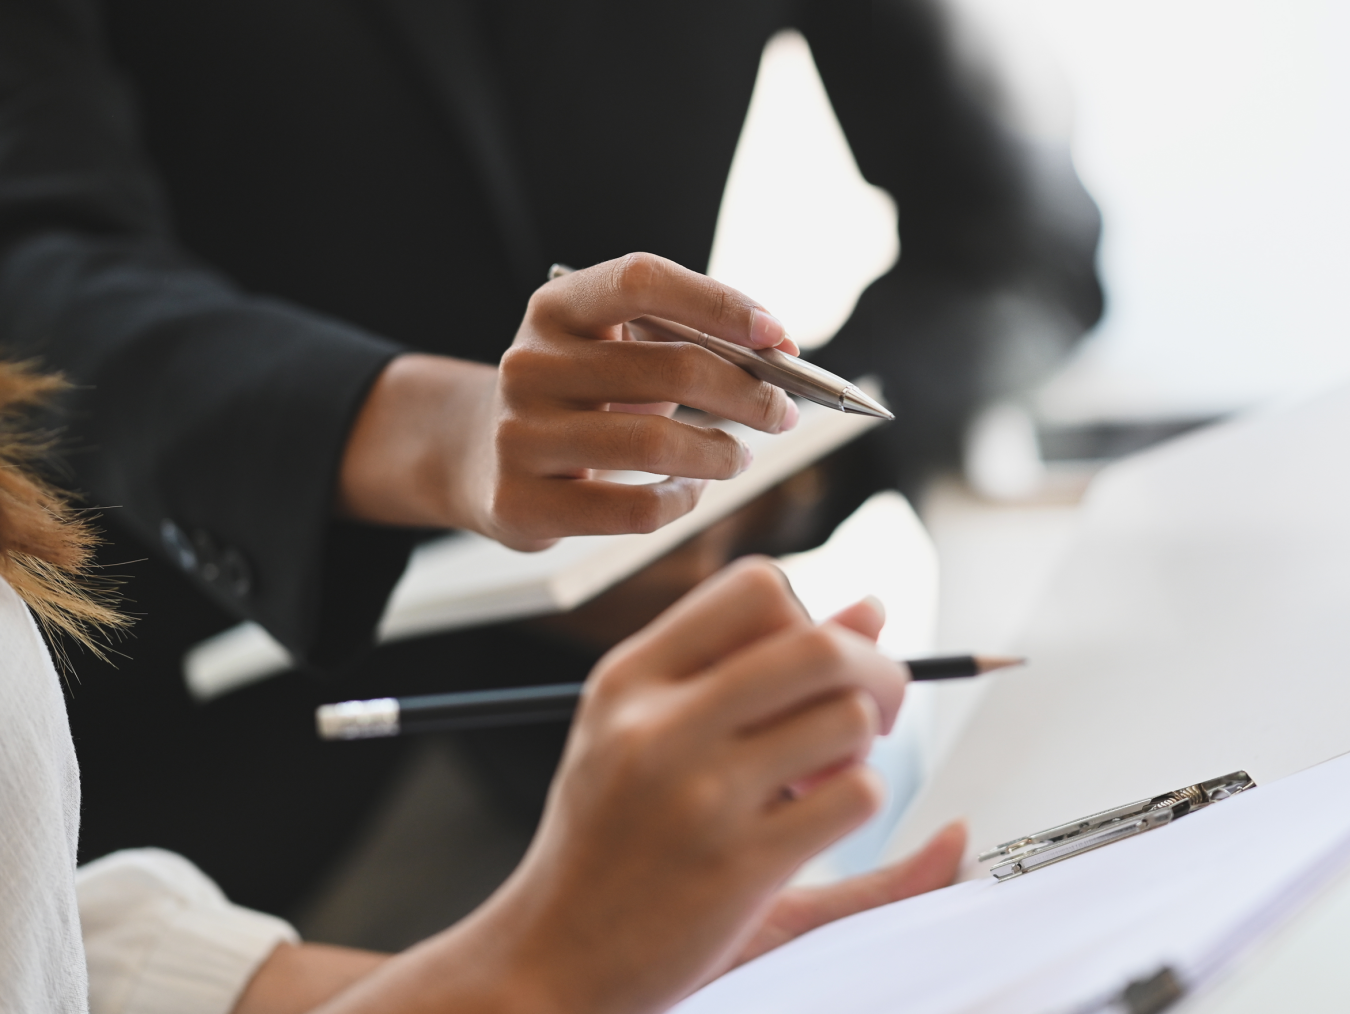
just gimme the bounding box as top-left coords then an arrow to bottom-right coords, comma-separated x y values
777,399 -> 799,433
739,440 -> 754,474
861,594 -> 886,622
749,308 -> 787,348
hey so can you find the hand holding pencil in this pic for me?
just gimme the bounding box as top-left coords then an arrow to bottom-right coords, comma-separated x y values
323,559 -> 964,1014
318,653 -> 1023,741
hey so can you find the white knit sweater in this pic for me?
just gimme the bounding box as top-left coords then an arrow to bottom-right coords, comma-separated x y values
0,577 -> 297,1013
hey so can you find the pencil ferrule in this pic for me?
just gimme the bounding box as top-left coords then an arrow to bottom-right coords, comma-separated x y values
316,698 -> 401,740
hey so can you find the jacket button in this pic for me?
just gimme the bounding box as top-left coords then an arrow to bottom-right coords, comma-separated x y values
160,519 -> 197,573
191,529 -> 221,583
220,547 -> 253,599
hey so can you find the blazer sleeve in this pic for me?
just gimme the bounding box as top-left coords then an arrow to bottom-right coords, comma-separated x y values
799,0 -> 1105,484
0,0 -> 416,667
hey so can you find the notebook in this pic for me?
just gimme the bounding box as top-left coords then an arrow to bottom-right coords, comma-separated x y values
185,390 -> 883,700
672,751 -> 1350,1014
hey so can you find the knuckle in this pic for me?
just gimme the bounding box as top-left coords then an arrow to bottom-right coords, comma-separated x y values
674,770 -> 732,822
625,490 -> 667,534
494,414 -> 532,453
712,431 -> 744,478
656,341 -> 702,394
801,627 -> 848,671
608,709 -> 653,757
498,344 -> 547,394
488,481 -> 531,529
727,557 -> 794,604
841,765 -> 887,815
584,660 -> 627,706
710,284 -> 732,326
836,691 -> 879,742
523,285 -> 552,321
625,416 -> 668,472
752,383 -> 783,429
614,251 -> 662,299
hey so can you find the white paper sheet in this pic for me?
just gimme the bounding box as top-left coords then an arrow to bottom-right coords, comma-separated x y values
888,383 -> 1350,872
673,752 -> 1350,1014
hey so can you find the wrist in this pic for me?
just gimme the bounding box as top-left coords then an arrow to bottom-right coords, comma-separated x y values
338,353 -> 497,529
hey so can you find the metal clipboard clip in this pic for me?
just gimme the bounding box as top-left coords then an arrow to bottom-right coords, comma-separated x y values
978,771 -> 1256,881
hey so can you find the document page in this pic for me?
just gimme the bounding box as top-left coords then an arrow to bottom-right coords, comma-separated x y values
888,384 -> 1350,869
673,752 -> 1350,1014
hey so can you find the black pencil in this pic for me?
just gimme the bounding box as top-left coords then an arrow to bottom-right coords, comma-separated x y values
316,655 -> 1025,741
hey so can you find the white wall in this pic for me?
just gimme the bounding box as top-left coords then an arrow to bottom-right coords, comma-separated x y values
711,4 -> 1350,422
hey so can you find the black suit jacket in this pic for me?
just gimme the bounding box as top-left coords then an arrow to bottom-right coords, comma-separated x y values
0,0 -> 1101,666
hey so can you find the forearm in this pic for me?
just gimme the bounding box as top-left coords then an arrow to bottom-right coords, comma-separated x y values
275,904 -> 567,1014
233,943 -> 391,1014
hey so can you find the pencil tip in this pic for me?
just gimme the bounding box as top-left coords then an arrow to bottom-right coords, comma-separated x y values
973,655 -> 1027,674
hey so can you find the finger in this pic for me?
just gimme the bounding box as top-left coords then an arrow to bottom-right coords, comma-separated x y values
538,253 -> 792,350
738,689 -> 880,795
605,401 -> 679,418
735,820 -> 967,967
506,410 -> 751,481
783,821 -> 967,926
762,763 -> 886,861
493,475 -> 706,544
846,820 -> 967,902
692,622 -> 908,736
502,338 -> 795,434
605,558 -> 809,681
828,596 -> 886,643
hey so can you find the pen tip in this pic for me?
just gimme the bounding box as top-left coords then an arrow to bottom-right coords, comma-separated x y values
973,655 -> 1027,674
840,387 -> 894,420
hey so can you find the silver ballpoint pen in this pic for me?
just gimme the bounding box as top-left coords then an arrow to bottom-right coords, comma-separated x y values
548,264 -> 894,420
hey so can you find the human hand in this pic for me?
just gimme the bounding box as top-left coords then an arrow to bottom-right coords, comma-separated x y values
456,560 -> 911,1013
296,560 -> 958,1014
338,254 -> 800,549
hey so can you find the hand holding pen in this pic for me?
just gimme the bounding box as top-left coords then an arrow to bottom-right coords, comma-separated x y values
339,254 -> 885,552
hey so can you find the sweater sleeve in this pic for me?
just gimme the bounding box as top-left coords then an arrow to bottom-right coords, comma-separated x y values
76,848 -> 299,1014
0,0 -> 417,667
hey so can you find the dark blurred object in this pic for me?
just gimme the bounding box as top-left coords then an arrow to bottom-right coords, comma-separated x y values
291,737 -> 533,952
1038,418 -> 1226,462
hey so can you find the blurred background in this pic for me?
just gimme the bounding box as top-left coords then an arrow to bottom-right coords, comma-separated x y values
704,0 -> 1350,878
712,0 -> 1350,422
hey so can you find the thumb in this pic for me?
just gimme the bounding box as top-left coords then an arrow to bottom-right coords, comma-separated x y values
730,821 -> 968,970
827,595 -> 886,643
790,819 -> 967,933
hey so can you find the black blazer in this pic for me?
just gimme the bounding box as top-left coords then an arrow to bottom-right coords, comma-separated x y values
0,0 -> 1102,668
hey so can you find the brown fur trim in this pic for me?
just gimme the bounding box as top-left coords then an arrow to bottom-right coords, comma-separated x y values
0,360 -> 127,658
